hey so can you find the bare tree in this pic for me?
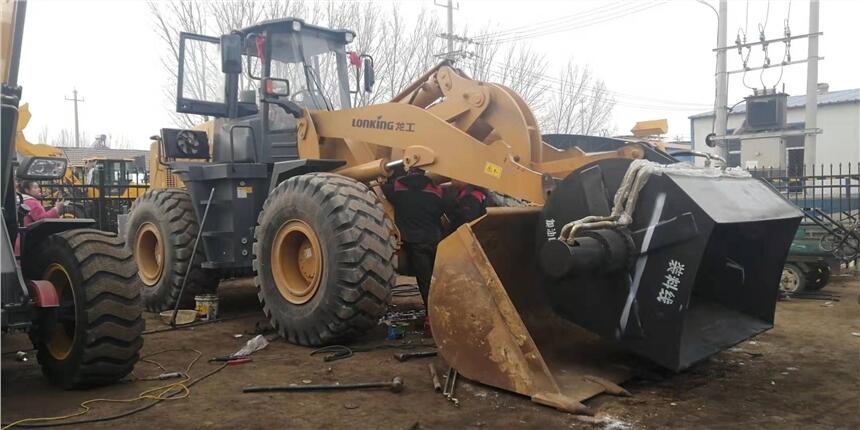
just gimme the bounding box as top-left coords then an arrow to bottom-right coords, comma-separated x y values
463,38 -> 549,108
148,0 -> 445,119
50,129 -> 75,147
542,61 -> 616,136
147,1 -> 615,136
37,125 -> 49,144
106,133 -> 134,149
149,0 -> 216,128
455,28 -> 615,136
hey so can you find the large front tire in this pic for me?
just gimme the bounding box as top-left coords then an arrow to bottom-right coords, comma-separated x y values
253,173 -> 396,346
126,189 -> 214,311
23,229 -> 144,388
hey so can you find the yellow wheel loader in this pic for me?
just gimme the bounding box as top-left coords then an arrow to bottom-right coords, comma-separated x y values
126,18 -> 802,413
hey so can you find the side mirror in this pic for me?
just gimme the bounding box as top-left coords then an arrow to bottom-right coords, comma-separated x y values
262,77 -> 291,98
221,34 -> 243,74
363,57 -> 375,93
17,156 -> 67,180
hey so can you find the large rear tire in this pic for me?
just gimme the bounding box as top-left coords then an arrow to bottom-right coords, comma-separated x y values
253,173 -> 396,346
126,189 -> 214,312
23,229 -> 144,388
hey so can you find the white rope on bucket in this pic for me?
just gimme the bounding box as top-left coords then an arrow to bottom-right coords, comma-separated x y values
558,159 -> 750,245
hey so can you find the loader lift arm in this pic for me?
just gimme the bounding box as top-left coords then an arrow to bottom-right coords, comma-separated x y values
295,63 -> 646,203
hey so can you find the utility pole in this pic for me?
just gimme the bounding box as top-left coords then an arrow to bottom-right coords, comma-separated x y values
435,0 -> 465,60
714,0 -> 728,160
446,0 -> 454,57
65,88 -> 84,148
804,0 -> 820,165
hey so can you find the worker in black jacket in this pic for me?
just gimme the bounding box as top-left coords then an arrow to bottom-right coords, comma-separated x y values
383,168 -> 445,305
443,179 -> 488,234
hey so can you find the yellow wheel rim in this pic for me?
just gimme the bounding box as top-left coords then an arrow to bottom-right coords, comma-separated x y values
135,222 -> 164,286
271,220 -> 323,304
42,263 -> 76,361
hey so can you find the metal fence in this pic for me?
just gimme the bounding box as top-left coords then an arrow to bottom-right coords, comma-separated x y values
36,181 -> 148,233
750,163 -> 859,224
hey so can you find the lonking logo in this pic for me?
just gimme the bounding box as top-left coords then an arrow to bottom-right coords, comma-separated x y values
352,116 -> 416,133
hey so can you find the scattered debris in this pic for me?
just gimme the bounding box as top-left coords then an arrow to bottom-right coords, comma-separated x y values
343,403 -> 359,410
233,334 -> 269,357
786,367 -> 799,371
851,332 -> 860,337
302,379 -> 312,384
233,334 -> 243,338
574,414 -> 632,429
821,301 -> 834,307
443,367 -> 460,406
14,351 -> 27,362
428,363 -> 442,392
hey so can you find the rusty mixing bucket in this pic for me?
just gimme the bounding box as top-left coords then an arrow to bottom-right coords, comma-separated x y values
429,158 -> 802,413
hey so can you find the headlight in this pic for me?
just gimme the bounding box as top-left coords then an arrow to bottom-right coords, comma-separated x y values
345,32 -> 354,43
18,157 -> 68,180
292,21 -> 302,32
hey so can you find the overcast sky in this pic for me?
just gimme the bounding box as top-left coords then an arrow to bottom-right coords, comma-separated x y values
17,0 -> 860,149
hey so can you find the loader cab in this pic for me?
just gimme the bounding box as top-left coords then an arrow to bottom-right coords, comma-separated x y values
175,18 -> 359,118
81,158 -> 143,193
174,18 -> 367,165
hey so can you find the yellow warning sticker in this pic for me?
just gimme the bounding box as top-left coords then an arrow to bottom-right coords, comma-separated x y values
237,186 -> 253,198
483,162 -> 503,178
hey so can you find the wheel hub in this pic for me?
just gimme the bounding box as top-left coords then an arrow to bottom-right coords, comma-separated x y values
135,222 -> 164,286
780,268 -> 800,293
271,220 -> 323,304
42,263 -> 76,361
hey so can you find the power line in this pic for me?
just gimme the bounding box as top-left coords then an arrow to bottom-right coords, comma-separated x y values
462,59 -> 710,111
463,59 -> 710,109
483,2 -> 668,45
472,1 -> 627,42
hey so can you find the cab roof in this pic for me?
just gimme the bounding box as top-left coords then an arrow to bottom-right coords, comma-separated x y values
235,18 -> 354,63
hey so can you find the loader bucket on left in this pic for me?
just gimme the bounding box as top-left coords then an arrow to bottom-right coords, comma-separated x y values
429,207 -> 632,414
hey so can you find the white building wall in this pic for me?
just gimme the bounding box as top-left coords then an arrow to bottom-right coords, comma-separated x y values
811,103 -> 860,167
691,102 -> 860,168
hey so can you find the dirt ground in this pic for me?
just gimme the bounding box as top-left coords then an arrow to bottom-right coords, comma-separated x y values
2,274 -> 858,430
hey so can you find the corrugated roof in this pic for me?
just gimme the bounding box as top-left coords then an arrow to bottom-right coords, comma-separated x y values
689,88 -> 860,120
59,147 -> 149,168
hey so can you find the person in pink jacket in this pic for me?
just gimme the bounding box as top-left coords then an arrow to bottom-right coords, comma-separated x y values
18,180 -> 65,225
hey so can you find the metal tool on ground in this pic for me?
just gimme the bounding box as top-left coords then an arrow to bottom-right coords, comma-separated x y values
210,354 -> 247,363
428,364 -> 441,392
243,377 -> 404,394
394,351 -> 437,362
442,367 -> 459,406
226,357 -> 252,366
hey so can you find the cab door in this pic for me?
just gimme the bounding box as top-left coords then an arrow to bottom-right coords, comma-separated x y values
176,33 -> 228,117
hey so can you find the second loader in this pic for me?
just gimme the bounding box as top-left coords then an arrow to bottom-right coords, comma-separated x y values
126,18 -> 802,414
